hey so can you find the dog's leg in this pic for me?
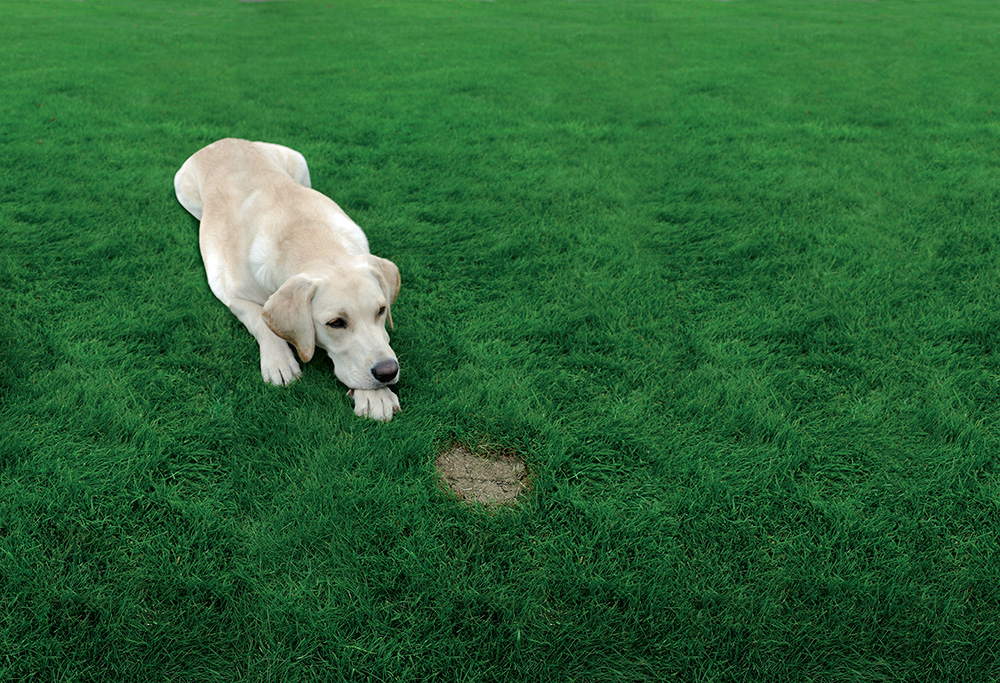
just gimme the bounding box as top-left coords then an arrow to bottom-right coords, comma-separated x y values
349,388 -> 400,422
252,141 -> 311,188
228,297 -> 302,386
174,159 -> 204,220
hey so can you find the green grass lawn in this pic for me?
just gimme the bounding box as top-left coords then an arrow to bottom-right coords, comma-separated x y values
3,0 -> 1000,680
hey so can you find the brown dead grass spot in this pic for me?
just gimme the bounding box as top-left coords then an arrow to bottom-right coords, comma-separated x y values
435,444 -> 529,505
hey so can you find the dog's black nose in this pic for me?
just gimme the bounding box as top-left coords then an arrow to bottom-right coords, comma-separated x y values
371,359 -> 399,384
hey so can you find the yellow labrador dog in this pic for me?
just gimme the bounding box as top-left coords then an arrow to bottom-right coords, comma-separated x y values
174,138 -> 401,421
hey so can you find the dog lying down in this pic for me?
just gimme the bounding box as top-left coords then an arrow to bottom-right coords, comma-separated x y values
174,138 -> 401,421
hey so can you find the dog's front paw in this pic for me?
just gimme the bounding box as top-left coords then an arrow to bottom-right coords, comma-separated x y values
350,388 -> 400,422
260,345 -> 301,386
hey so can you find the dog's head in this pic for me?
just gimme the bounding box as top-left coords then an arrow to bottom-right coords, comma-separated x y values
262,256 -> 400,390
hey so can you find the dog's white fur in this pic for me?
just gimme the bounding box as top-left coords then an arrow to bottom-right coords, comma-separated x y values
174,138 -> 401,421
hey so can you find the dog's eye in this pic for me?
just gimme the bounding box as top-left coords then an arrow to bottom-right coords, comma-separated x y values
377,306 -> 386,318
326,318 -> 346,329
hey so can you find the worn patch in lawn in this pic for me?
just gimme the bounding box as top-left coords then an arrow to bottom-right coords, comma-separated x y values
435,444 -> 530,505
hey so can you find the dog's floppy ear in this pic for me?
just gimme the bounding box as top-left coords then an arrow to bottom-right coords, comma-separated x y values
262,275 -> 319,362
369,256 -> 400,330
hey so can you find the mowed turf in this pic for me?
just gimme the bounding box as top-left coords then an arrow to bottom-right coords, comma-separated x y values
2,0 -> 1000,680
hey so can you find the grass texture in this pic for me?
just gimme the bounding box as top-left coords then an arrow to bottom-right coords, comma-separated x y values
2,0 -> 1000,680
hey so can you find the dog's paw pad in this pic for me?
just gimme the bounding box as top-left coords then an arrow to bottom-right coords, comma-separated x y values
352,388 -> 400,422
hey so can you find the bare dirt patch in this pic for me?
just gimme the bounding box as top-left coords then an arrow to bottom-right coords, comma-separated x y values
435,444 -> 529,506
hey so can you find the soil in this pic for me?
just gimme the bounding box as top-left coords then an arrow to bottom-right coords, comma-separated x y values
435,444 -> 529,505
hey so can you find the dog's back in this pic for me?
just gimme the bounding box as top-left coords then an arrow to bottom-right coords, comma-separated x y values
174,138 -> 311,221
